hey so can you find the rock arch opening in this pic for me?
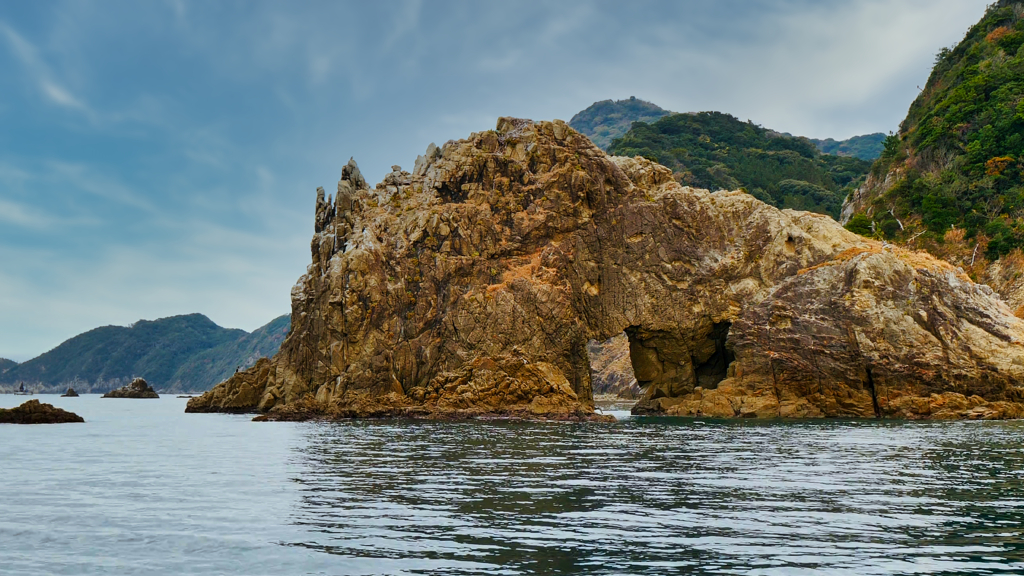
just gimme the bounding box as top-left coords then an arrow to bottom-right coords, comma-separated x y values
694,322 -> 735,390
586,334 -> 639,402
625,322 -> 736,414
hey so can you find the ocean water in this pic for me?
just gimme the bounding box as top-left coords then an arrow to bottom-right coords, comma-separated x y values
0,396 -> 1022,575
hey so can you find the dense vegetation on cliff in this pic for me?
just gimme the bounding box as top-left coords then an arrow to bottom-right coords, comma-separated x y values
0,313 -> 289,393
607,111 -> 872,219
846,1 -> 1024,260
568,97 -> 671,149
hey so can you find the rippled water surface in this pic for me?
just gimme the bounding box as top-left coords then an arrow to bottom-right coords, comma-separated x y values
1,396 -> 1023,575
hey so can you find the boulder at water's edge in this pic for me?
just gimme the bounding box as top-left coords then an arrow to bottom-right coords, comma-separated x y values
103,378 -> 159,399
0,400 -> 84,424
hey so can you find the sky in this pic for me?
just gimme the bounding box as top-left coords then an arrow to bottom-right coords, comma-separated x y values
0,0 -> 992,361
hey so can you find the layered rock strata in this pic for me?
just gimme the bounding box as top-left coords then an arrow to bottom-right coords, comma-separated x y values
0,400 -> 84,424
188,118 -> 1024,420
103,378 -> 159,399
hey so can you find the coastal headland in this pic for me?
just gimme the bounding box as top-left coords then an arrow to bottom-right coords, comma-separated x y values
188,118 -> 1024,421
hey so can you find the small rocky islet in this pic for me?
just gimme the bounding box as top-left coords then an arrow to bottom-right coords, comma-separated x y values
0,399 -> 83,424
102,378 -> 159,399
186,118 -> 1024,422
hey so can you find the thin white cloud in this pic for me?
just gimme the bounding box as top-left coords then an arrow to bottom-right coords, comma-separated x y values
380,0 -> 423,52
0,20 -> 93,116
39,78 -> 86,109
0,198 -> 50,229
45,161 -> 158,213
167,0 -> 187,22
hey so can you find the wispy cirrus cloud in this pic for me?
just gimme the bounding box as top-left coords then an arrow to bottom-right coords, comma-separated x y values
0,198 -> 52,229
0,20 -> 93,116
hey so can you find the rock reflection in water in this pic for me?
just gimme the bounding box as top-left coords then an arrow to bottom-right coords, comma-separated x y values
286,419 -> 1024,575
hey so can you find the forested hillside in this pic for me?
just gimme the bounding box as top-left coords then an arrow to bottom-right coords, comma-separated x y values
608,111 -> 872,219
843,1 -> 1024,263
0,358 -> 16,375
166,314 -> 289,393
0,313 -> 289,394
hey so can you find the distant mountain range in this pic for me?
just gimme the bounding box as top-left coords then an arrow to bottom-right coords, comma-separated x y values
568,99 -> 885,220
0,358 -> 17,374
810,134 -> 886,161
570,97 -> 886,160
0,313 -> 288,394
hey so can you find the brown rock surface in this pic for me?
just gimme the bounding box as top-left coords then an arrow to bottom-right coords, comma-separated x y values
0,399 -> 84,424
103,377 -> 159,399
187,118 -> 1024,420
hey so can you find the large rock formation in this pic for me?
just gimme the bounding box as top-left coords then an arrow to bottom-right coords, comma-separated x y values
103,378 -> 159,399
0,400 -> 84,424
188,118 -> 1024,420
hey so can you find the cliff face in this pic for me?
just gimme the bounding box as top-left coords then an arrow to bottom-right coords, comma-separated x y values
188,118 -> 1024,420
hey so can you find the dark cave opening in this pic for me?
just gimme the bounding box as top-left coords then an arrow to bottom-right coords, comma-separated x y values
693,321 -> 734,390
589,321 -> 735,412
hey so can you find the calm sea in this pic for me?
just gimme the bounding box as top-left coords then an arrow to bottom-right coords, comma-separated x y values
0,396 -> 1022,575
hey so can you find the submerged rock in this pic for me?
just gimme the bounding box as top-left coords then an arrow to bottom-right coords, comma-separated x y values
188,118 -> 1024,421
61,387 -> 79,397
103,378 -> 159,399
0,399 -> 84,424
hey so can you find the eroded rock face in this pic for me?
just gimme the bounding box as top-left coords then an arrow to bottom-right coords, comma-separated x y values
0,400 -> 84,424
658,246 -> 1024,419
187,118 -> 1024,420
103,378 -> 159,399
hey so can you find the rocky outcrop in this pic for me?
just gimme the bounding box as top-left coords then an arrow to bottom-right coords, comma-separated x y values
103,378 -> 159,399
188,118 -> 1024,420
653,245 -> 1024,419
61,387 -> 79,397
184,359 -> 269,412
0,400 -> 84,424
